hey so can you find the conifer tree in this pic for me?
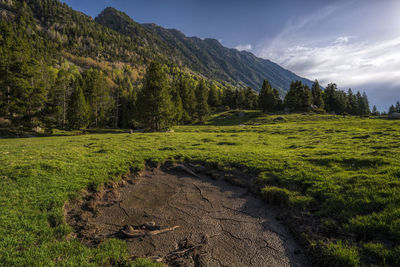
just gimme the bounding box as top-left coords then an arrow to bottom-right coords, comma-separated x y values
323,83 -> 339,113
195,80 -> 210,122
371,105 -> 379,116
311,80 -> 324,108
222,87 -> 236,109
360,92 -> 370,115
284,80 -> 311,111
347,89 -> 358,115
259,80 -> 279,112
170,85 -> 183,124
137,61 -> 174,131
389,105 -> 397,114
67,85 -> 89,129
177,74 -> 196,123
83,69 -> 113,128
272,88 -> 282,111
244,87 -> 259,110
235,89 -> 246,110
395,101 -> 400,113
208,83 -> 221,109
118,76 -> 136,128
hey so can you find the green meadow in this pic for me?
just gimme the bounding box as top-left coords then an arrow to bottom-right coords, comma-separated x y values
1,112 -> 400,266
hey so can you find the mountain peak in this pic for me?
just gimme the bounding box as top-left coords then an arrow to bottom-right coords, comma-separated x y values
95,6 -> 313,91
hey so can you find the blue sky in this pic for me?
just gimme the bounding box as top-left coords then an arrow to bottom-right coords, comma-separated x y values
62,0 -> 400,111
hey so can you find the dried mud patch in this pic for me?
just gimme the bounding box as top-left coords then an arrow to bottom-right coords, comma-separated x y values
65,164 -> 310,266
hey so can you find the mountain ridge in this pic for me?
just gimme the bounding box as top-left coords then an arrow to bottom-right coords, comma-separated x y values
95,7 -> 314,93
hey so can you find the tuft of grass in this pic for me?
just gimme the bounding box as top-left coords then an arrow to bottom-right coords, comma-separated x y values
261,186 -> 312,208
320,240 -> 360,267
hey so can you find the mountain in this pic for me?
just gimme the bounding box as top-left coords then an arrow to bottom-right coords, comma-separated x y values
95,7 -> 313,93
0,0 -> 312,93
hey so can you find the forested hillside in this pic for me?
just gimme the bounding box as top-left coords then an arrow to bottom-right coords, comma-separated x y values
0,0 -> 371,133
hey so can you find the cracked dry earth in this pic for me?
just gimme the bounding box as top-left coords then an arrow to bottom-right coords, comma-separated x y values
66,168 -> 310,267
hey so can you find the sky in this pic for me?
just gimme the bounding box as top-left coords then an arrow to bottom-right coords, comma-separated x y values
62,0 -> 400,111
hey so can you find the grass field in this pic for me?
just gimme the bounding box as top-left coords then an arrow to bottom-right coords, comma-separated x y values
1,111 -> 400,266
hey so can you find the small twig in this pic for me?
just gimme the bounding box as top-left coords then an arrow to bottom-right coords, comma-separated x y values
122,226 -> 180,238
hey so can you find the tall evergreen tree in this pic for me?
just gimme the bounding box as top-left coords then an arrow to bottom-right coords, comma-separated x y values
347,89 -> 358,115
83,69 -> 113,128
395,101 -> 400,113
323,83 -> 340,113
170,85 -> 183,124
117,76 -> 137,128
137,61 -> 174,131
222,87 -> 236,109
284,80 -> 311,111
235,89 -> 246,110
360,92 -> 370,115
259,80 -> 279,112
208,83 -> 221,109
195,80 -> 210,123
389,105 -> 397,114
177,74 -> 196,123
67,85 -> 89,129
371,105 -> 379,116
311,80 -> 324,108
244,87 -> 259,110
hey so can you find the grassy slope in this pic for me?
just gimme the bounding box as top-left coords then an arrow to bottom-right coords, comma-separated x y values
1,112 -> 400,266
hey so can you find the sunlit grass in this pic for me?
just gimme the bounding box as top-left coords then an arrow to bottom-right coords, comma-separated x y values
1,113 -> 399,266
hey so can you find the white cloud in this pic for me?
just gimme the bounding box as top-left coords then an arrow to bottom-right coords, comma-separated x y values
255,2 -> 400,110
266,37 -> 400,88
334,36 -> 350,44
235,44 -> 252,51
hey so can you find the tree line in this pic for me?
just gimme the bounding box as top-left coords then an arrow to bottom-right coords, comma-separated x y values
388,101 -> 400,114
258,79 -> 371,116
1,45 -> 373,132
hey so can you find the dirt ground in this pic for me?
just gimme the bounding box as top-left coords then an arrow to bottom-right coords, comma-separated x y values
66,165 -> 311,266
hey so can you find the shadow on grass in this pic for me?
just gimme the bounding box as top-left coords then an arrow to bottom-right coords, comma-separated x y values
206,110 -> 262,126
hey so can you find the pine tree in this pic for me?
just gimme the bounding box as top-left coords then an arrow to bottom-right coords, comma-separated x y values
259,80 -> 279,112
83,69 -> 113,128
360,92 -> 370,115
355,91 -> 370,115
170,85 -> 183,124
235,89 -> 246,110
395,101 -> 400,113
284,80 -> 311,111
347,89 -> 358,115
52,68 -> 73,127
389,105 -> 397,114
208,83 -> 221,109
371,106 -> 379,116
118,76 -> 136,128
67,85 -> 89,129
311,80 -> 323,108
244,87 -> 259,110
137,61 -> 174,131
177,74 -> 196,123
222,87 -> 236,109
323,83 -> 340,113
195,80 -> 210,123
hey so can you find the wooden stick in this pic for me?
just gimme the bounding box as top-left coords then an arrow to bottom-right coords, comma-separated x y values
122,226 -> 180,238
147,225 -> 180,236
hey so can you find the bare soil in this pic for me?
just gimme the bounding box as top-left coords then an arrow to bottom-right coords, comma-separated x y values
65,165 -> 310,266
